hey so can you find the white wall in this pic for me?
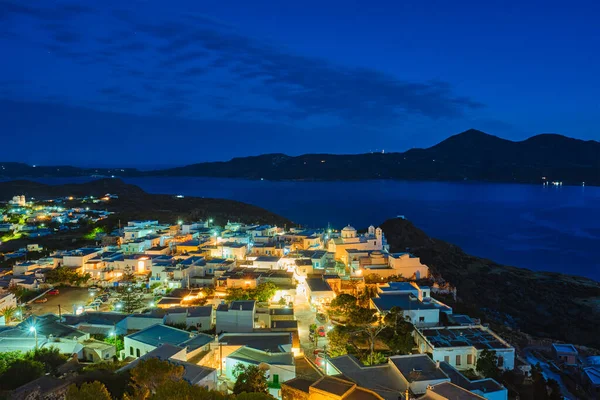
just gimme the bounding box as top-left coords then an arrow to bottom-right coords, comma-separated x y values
404,308 -> 439,328
216,310 -> 254,333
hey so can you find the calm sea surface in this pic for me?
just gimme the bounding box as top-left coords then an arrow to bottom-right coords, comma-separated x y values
20,177 -> 600,281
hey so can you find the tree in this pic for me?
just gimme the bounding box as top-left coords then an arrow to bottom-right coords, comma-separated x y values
531,364 -> 549,400
476,349 -> 500,380
226,282 -> 278,303
327,326 -> 351,357
362,352 -> 386,365
8,285 -> 28,301
66,381 -> 112,400
129,358 -> 185,398
115,285 -> 145,314
104,335 -> 124,352
25,346 -> 67,374
253,282 -> 278,302
150,379 -> 229,400
1,306 -> 16,323
232,364 -> 269,395
346,307 -> 385,366
547,378 -> 562,400
0,351 -> 24,375
45,266 -> 91,285
357,286 -> 378,307
329,294 -> 357,315
0,359 -> 44,390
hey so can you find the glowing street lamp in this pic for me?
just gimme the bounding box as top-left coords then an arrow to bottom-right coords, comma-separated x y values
29,326 -> 38,349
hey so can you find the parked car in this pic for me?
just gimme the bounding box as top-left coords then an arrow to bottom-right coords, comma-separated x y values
47,289 -> 59,295
316,313 -> 328,324
34,297 -> 48,303
88,286 -> 99,293
317,326 -> 326,337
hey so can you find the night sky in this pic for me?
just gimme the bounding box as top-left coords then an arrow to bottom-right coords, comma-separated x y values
1,0 -> 599,167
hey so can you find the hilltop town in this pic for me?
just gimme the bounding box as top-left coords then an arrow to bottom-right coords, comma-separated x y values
0,190 -> 598,400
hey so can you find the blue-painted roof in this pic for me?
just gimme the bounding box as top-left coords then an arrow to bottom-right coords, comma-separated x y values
127,324 -> 214,351
372,294 -> 438,312
127,324 -> 191,347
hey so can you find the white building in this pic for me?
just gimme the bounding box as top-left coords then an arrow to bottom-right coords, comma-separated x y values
9,195 -> 26,206
387,252 -> 429,279
414,326 -> 515,371
215,301 -> 256,333
124,324 -> 214,359
327,225 -> 388,261
118,343 -> 217,389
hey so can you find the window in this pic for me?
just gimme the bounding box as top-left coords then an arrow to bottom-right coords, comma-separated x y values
444,356 -> 450,363
373,241 -> 376,245
130,347 -> 133,356
497,355 -> 504,367
456,355 -> 461,366
419,316 -> 425,322
136,348 -> 140,357
467,354 -> 473,365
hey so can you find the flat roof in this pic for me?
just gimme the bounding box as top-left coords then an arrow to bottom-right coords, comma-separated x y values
372,294 -> 438,312
228,346 -> 294,366
327,355 -> 405,400
552,343 -> 578,355
127,324 -> 190,347
421,382 -> 485,400
218,332 -> 292,352
420,326 -> 511,350
389,355 -> 448,382
306,277 -> 332,292
254,256 -> 280,262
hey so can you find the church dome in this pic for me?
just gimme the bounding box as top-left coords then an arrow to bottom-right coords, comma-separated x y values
341,225 -> 357,239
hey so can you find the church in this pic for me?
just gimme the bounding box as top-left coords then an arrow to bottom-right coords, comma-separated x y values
327,225 -> 389,260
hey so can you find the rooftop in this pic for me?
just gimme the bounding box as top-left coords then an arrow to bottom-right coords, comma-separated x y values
552,343 -> 578,355
438,361 -> 505,395
420,382 -> 486,400
228,346 -> 294,366
584,366 -> 600,385
371,294 -> 438,312
327,355 -> 405,400
419,326 -> 511,350
389,354 -> 448,382
126,324 -> 213,350
218,332 -> 292,352
306,277 -> 333,292
254,256 -> 281,262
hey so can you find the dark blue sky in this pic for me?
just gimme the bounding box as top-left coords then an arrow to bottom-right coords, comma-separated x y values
1,0 -> 599,167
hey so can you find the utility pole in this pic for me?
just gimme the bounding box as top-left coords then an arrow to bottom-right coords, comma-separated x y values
58,304 -> 61,320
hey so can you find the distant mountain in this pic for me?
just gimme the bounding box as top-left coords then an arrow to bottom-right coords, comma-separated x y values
1,130 -> 599,185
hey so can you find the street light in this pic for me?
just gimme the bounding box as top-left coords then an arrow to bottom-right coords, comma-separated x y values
29,326 -> 38,349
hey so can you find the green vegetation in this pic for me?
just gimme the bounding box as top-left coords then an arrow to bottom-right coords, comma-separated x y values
225,282 -> 278,303
0,305 -> 17,323
83,226 -> 106,240
476,349 -> 500,380
104,335 -> 125,353
232,364 -> 270,395
0,346 -> 69,390
327,296 -> 415,365
114,286 -> 145,314
67,381 -> 112,400
45,266 -> 91,285
0,359 -> 44,390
